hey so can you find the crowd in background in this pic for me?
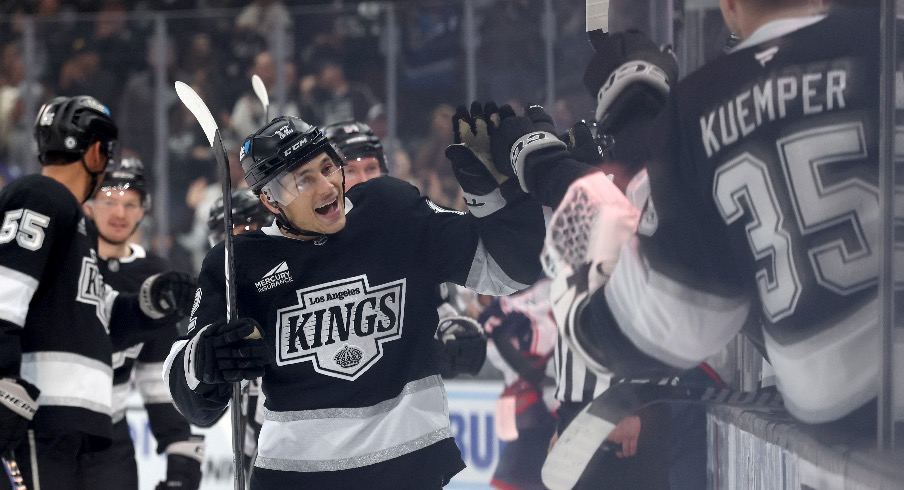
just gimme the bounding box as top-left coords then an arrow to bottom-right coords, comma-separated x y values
0,0 -> 614,277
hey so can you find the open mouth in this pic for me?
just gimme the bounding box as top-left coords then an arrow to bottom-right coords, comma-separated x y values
315,198 -> 339,215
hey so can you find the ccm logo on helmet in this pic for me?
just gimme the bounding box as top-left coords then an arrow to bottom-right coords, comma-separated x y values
283,137 -> 310,158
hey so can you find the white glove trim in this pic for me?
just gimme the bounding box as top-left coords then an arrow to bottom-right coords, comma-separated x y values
594,59 -> 671,124
139,273 -> 166,320
0,378 -> 38,420
461,187 -> 506,218
509,131 -> 566,193
166,439 -> 205,463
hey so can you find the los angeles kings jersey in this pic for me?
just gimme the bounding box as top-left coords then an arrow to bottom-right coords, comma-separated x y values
166,176 -> 544,485
99,243 -> 192,452
0,174 -> 118,441
598,10 -> 884,423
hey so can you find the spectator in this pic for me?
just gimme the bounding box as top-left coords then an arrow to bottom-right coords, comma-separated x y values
303,56 -> 377,127
412,103 -> 458,209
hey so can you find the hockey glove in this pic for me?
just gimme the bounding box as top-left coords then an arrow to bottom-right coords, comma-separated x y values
583,30 -> 678,134
0,378 -> 39,455
156,435 -> 204,490
559,120 -> 613,166
140,271 -> 197,321
445,102 -> 525,217
436,316 -> 487,378
189,318 -> 268,386
492,105 -> 568,195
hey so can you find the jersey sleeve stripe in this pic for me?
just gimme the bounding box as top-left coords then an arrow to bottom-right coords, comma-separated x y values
0,265 -> 39,327
606,237 -> 751,369
464,239 -> 530,296
136,361 -> 173,404
20,351 -> 113,414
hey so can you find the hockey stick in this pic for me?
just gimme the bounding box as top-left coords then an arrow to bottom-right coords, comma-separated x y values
175,81 -> 255,490
541,378 -> 784,490
251,74 -> 269,125
2,454 -> 26,490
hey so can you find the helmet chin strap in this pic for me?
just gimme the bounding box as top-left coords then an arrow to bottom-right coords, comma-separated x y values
80,155 -> 106,204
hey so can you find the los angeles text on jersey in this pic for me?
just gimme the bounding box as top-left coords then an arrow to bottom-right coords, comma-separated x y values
700,62 -> 850,157
275,275 -> 406,380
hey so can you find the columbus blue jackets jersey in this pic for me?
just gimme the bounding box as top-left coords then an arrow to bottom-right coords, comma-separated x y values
99,243 -> 192,453
0,174 -> 118,441
593,10 -> 883,423
166,176 -> 544,487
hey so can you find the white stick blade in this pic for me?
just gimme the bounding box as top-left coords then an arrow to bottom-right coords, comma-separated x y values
251,74 -> 270,109
586,0 -> 609,32
174,81 -> 218,146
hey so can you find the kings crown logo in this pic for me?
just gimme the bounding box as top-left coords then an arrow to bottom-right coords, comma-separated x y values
275,275 -> 405,380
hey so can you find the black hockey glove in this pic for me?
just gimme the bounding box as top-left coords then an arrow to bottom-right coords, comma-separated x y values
191,318 -> 268,386
157,436 -> 204,490
140,271 -> 197,321
559,120 -> 613,166
583,30 -> 678,134
491,105 -> 568,196
435,316 -> 487,378
0,378 -> 39,455
445,101 -> 525,216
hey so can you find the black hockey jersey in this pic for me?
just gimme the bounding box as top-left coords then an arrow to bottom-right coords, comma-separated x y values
0,175 -> 118,442
166,176 -> 544,486
99,243 -> 192,453
591,10 -> 884,423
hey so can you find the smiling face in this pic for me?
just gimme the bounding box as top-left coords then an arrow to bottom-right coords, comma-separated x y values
89,187 -> 145,245
342,156 -> 383,189
261,152 -> 347,237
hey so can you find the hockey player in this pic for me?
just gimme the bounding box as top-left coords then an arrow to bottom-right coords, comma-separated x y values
164,109 -> 544,488
207,188 -> 273,247
321,120 -> 388,189
82,157 -> 204,490
0,95 -> 196,489
528,1 -> 882,425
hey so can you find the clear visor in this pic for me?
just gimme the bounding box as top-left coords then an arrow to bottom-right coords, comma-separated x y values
262,156 -> 342,206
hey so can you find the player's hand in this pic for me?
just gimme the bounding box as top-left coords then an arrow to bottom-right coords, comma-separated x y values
492,105 -> 568,195
156,436 -> 204,490
446,101 -> 524,216
139,271 -> 197,321
583,30 -> 678,133
559,120 -> 611,165
191,318 -> 268,386
606,414 -> 641,458
0,378 -> 39,455
435,316 -> 487,378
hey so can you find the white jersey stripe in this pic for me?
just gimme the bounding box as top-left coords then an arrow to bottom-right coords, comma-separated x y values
20,351 -> 113,415
255,375 -> 450,472
465,239 -> 530,296
606,237 -> 751,369
111,382 -> 131,423
764,298 -> 878,424
0,265 -> 39,327
136,361 -> 173,404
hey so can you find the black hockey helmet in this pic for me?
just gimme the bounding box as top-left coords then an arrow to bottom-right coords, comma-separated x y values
321,120 -> 387,173
34,95 -> 118,164
240,115 -> 343,193
99,157 -> 149,207
207,188 -> 272,245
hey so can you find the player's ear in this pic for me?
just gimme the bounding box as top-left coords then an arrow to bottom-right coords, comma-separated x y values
85,141 -> 107,173
259,191 -> 279,214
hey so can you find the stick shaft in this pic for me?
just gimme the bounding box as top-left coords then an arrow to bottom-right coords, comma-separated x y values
2,454 -> 26,490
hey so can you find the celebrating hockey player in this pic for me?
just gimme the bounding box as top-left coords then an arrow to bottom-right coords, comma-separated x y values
82,157 -> 204,490
536,0 -> 882,426
0,95 -> 196,489
164,108 -> 544,488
